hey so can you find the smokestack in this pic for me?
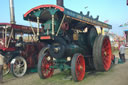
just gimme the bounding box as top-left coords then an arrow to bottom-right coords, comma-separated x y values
9,0 -> 16,24
57,0 -> 64,7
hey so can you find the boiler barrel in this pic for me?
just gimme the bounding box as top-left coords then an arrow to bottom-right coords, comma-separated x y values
65,44 -> 85,57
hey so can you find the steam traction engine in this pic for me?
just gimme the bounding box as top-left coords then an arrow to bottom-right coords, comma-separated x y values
23,0 -> 112,81
0,23 -> 45,77
0,0 -> 45,77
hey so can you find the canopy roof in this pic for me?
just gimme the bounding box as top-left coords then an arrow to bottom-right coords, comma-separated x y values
24,4 -> 112,29
0,23 -> 40,34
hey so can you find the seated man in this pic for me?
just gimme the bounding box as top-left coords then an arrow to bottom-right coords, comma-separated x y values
15,36 -> 24,48
18,37 -> 23,43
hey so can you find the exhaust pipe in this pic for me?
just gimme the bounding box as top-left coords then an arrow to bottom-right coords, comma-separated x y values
57,0 -> 64,7
9,0 -> 16,24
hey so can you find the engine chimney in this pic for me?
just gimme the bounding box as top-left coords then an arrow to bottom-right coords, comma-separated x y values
9,0 -> 16,24
57,0 -> 64,7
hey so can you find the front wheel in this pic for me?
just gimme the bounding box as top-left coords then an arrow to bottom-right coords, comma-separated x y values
38,47 -> 54,79
10,56 -> 27,77
71,53 -> 85,81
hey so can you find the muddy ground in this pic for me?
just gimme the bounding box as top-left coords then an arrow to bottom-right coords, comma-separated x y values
1,48 -> 128,85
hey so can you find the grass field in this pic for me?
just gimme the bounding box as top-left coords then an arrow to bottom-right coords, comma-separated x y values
3,68 -> 115,85
3,48 -> 128,85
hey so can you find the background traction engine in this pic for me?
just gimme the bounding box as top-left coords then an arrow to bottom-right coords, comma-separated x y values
23,1 -> 112,81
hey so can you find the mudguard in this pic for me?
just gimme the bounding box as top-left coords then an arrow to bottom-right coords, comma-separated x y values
6,51 -> 21,64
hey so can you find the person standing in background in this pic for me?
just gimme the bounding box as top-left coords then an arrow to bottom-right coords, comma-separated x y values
119,42 -> 126,62
0,53 -> 4,83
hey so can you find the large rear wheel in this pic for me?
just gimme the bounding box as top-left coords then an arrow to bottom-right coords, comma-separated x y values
93,35 -> 112,71
71,53 -> 85,81
38,47 -> 54,79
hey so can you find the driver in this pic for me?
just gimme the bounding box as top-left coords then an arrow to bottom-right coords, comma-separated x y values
18,36 -> 23,43
15,36 -> 24,48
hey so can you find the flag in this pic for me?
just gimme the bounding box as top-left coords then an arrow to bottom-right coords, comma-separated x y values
119,22 -> 128,27
119,25 -> 123,27
104,20 -> 109,23
124,23 -> 128,26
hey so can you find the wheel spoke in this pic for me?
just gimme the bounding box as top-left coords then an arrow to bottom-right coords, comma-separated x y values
20,63 -> 24,67
14,68 -> 19,74
74,54 -> 85,81
41,53 -> 54,78
102,38 -> 111,71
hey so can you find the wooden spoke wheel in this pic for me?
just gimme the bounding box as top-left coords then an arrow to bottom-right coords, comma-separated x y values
71,53 -> 85,81
11,56 -> 27,77
38,47 -> 54,79
93,35 -> 112,71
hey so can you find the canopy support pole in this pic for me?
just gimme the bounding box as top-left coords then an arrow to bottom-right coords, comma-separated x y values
100,27 -> 103,35
5,27 -> 7,48
29,20 -> 36,41
56,14 -> 65,36
2,29 -> 4,39
37,17 -> 40,36
52,15 -> 55,36
7,28 -> 13,48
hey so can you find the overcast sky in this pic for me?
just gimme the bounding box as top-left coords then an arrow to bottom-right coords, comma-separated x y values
0,0 -> 128,36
